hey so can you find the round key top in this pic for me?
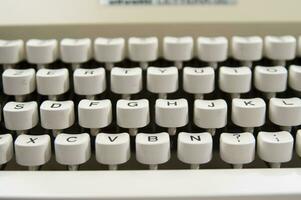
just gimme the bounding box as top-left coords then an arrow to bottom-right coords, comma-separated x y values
55,133 -> 91,168
219,66 -> 252,97
194,99 -> 227,135
94,37 -> 125,63
288,65 -> 301,92
128,37 -> 158,63
231,36 -> 263,65
73,68 -> 106,96
269,97 -> 301,127
232,98 -> 266,129
0,134 -> 13,166
2,68 -> 36,97
0,40 -> 24,64
155,99 -> 188,129
78,99 -> 112,129
116,99 -> 149,135
163,36 -> 193,69
36,68 -> 69,97
264,35 -> 296,62
220,132 -> 255,168
257,131 -> 293,167
60,38 -> 91,64
3,101 -> 38,131
254,66 -> 287,97
177,132 -> 212,168
40,100 -> 75,131
26,39 -> 58,65
111,67 -> 142,97
147,66 -> 178,97
183,67 -> 215,98
197,36 -> 228,68
15,134 -> 51,169
295,130 -> 301,157
136,132 -> 170,169
95,133 -> 130,169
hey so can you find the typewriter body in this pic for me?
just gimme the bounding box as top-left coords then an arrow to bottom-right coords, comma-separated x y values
1,0 -> 301,199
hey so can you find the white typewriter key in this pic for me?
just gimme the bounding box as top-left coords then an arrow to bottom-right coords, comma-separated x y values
296,130 -> 301,157
40,100 -> 75,136
231,36 -> 263,67
177,132 -> 212,169
289,65 -> 301,92
136,132 -> 170,170
128,37 -> 158,69
254,66 -> 287,99
73,68 -> 106,99
95,133 -> 130,170
55,133 -> 91,170
194,99 -> 227,136
26,39 -> 58,68
116,99 -> 149,136
36,68 -> 69,100
60,38 -> 91,69
197,37 -> 228,69
232,98 -> 266,132
264,35 -> 296,66
3,101 -> 38,134
269,98 -> 301,131
163,36 -> 193,69
155,99 -> 188,135
147,66 -> 178,99
0,134 -> 13,167
78,99 -> 112,136
2,68 -> 36,101
219,66 -> 252,98
15,134 -> 51,170
0,39 -> 24,68
183,67 -> 215,99
94,37 -> 125,70
257,131 -> 293,168
111,67 -> 142,99
220,132 -> 255,169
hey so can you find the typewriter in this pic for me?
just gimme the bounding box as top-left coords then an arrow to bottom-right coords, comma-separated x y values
1,0 -> 301,199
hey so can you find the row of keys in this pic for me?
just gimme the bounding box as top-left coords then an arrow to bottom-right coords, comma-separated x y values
0,35 -> 299,69
3,98 -> 301,136
3,65 -> 301,101
0,131 -> 299,170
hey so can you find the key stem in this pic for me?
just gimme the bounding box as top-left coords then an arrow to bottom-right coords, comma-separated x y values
190,164 -> 200,170
149,164 -> 158,170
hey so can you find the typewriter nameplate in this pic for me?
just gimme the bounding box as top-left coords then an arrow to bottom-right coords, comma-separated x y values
99,0 -> 237,6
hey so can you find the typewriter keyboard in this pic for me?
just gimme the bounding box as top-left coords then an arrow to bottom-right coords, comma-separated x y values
1,35 -> 301,171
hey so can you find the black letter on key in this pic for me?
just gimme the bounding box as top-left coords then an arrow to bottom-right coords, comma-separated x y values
194,69 -> 204,73
208,102 -> 215,107
66,137 -> 77,142
13,71 -> 23,75
159,69 -> 167,73
167,101 -> 177,106
190,135 -> 201,141
89,102 -> 99,107
27,137 -> 38,144
282,100 -> 294,105
266,68 -> 277,72
108,136 -> 118,142
128,102 -> 138,107
46,70 -> 55,75
148,136 -> 158,142
14,104 -> 24,110
244,101 -> 255,106
51,103 -> 62,108
84,70 -> 94,75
